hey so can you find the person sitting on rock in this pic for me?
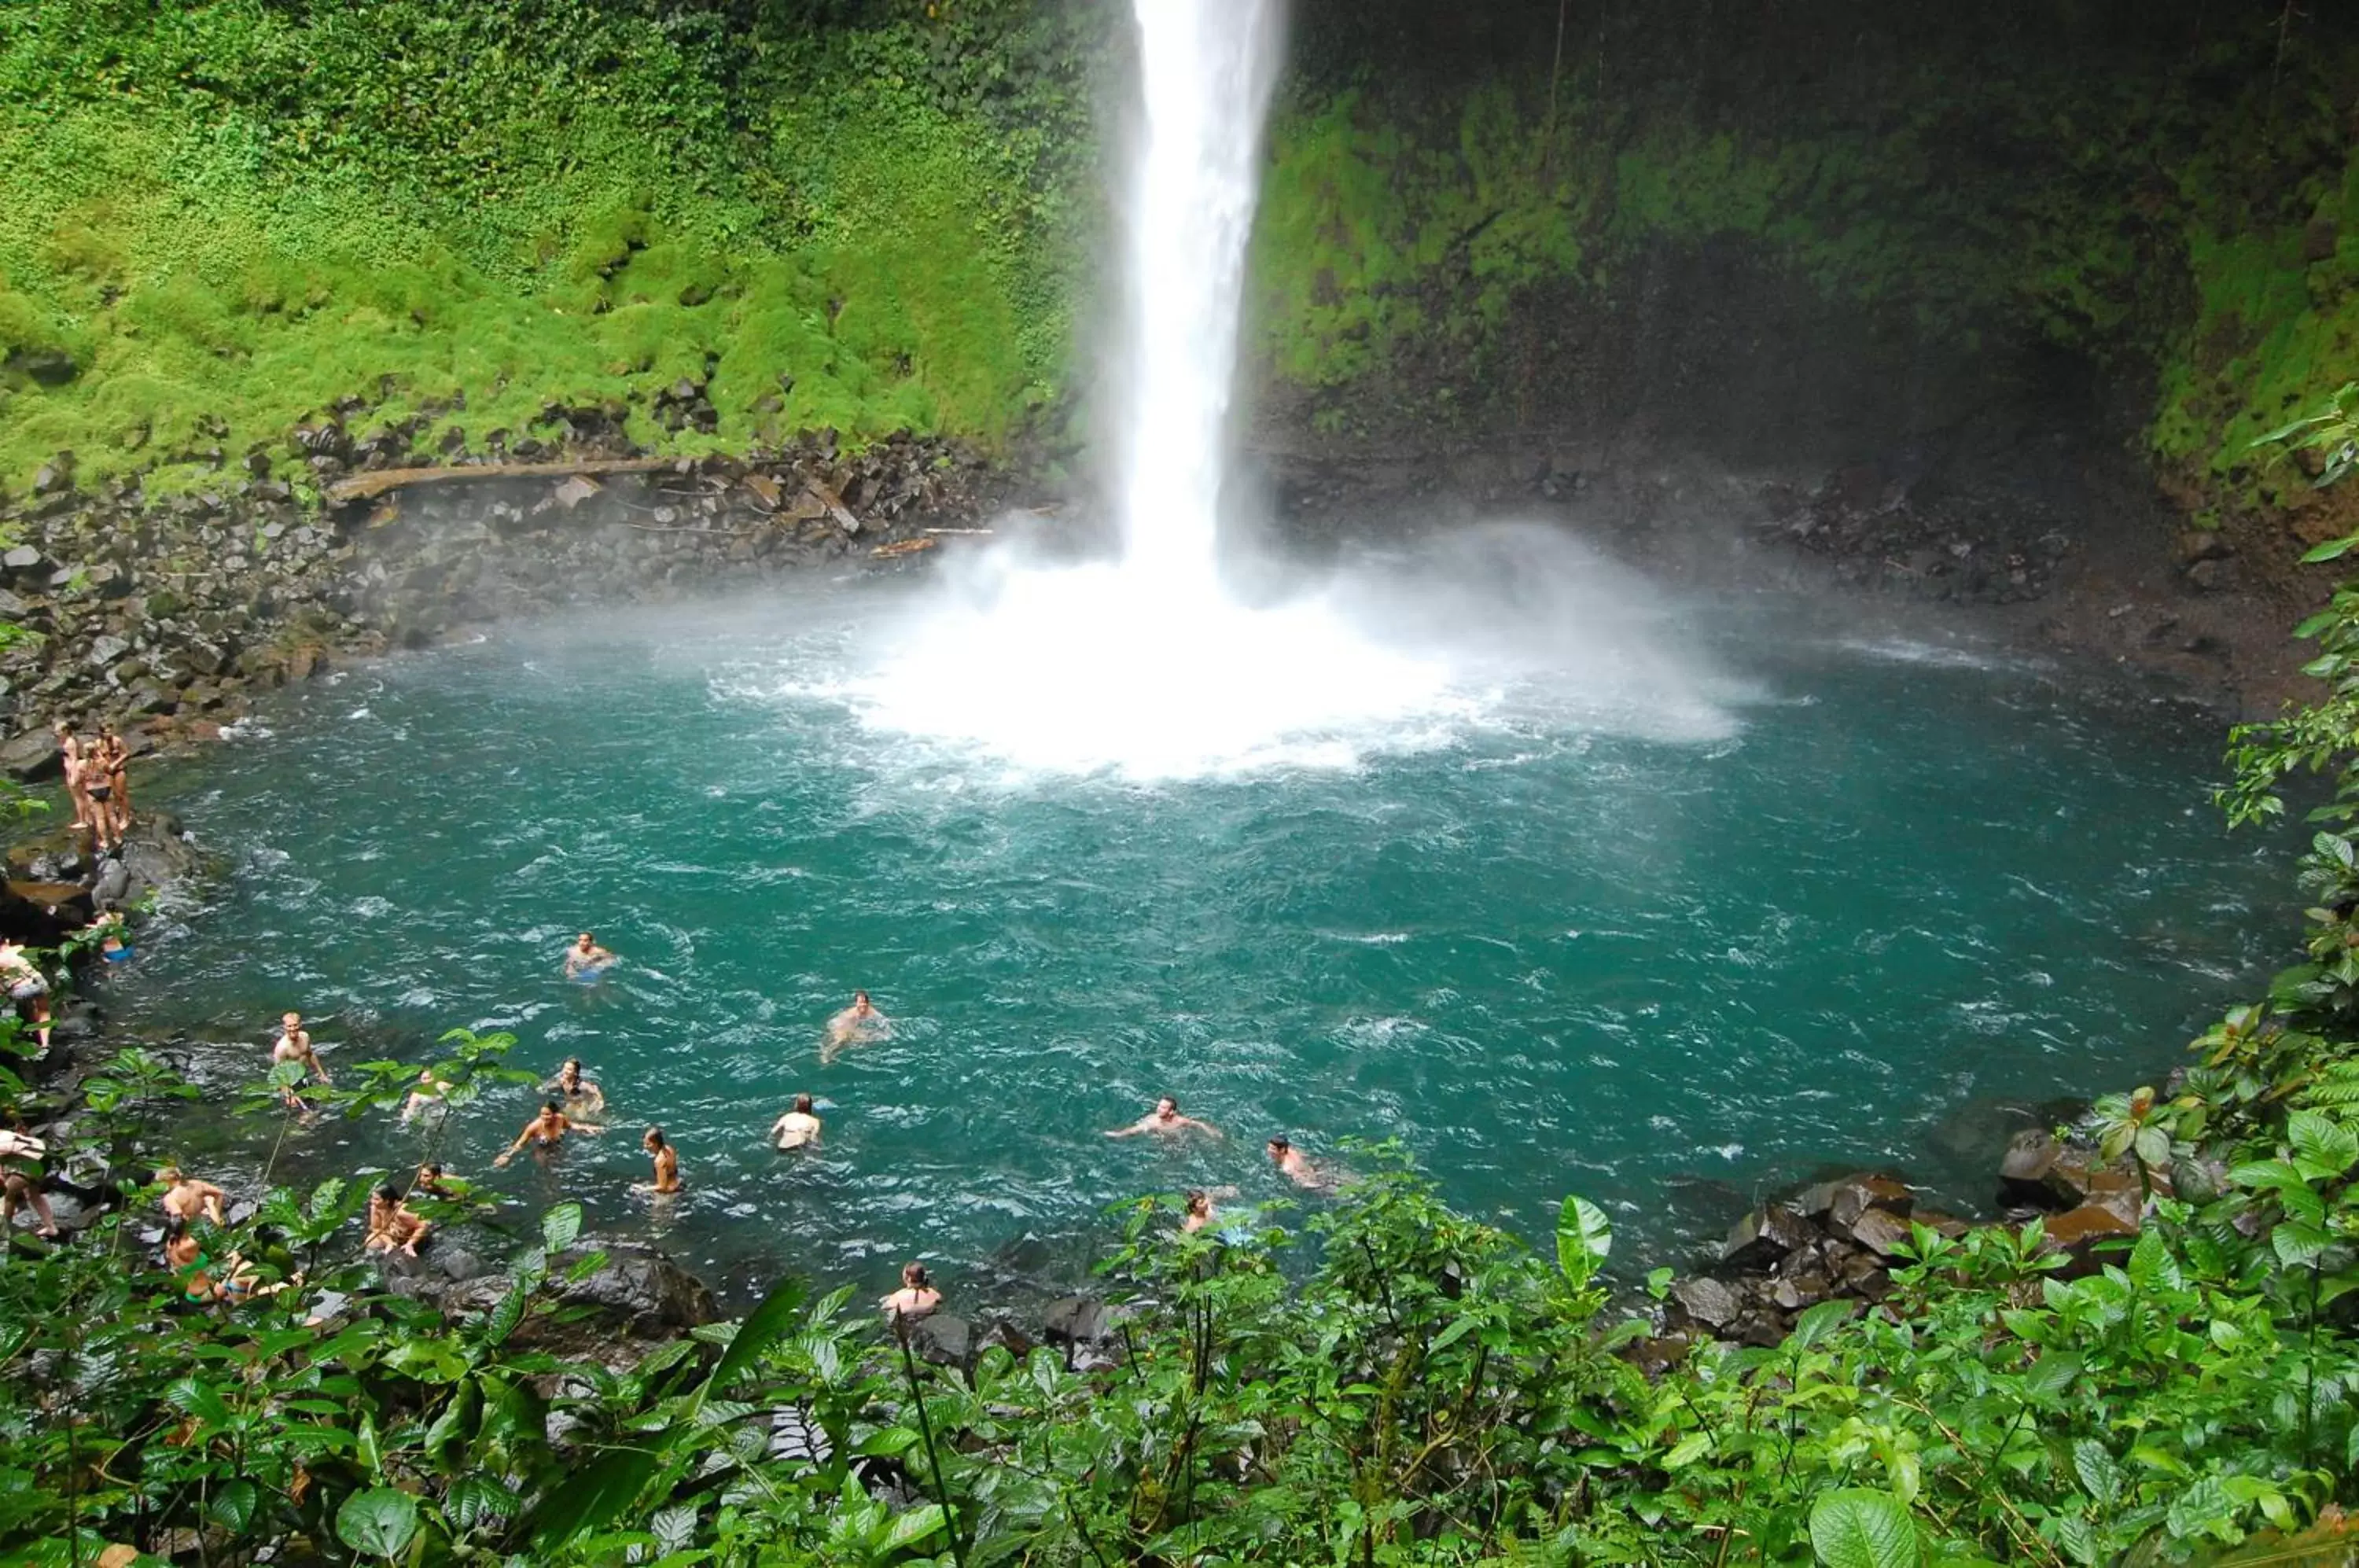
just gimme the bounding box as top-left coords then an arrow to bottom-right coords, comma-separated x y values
158,1165 -> 229,1226
639,1127 -> 683,1194
823,991 -> 889,1061
81,909 -> 134,964
1266,1136 -> 1328,1190
271,1012 -> 329,1108
1,1127 -> 58,1240
564,932 -> 616,981
879,1261 -> 940,1322
770,1092 -> 823,1150
543,1058 -> 605,1116
363,1183 -> 432,1257
0,941 -> 52,1055
494,1099 -> 602,1167
1105,1096 -> 1220,1140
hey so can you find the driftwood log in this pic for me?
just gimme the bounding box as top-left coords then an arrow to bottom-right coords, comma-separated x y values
323,457 -> 684,506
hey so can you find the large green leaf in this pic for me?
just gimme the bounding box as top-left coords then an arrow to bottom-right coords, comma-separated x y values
1809,1488 -> 1922,1568
540,1202 -> 583,1253
336,1487 -> 421,1560
524,1443 -> 659,1549
206,1478 -> 259,1533
703,1276 -> 808,1404
882,1503 -> 948,1551
1555,1194 -> 1612,1289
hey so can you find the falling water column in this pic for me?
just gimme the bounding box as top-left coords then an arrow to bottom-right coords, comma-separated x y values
1115,0 -> 1287,589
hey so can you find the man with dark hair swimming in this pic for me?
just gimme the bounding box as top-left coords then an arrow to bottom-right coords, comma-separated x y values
1106,1096 -> 1220,1139
565,932 -> 615,980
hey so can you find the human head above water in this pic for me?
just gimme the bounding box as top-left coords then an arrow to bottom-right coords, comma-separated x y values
901,1261 -> 929,1289
1267,1136 -> 1290,1157
793,1092 -> 815,1114
282,1011 -> 301,1029
374,1182 -> 400,1205
1156,1096 -> 1178,1117
542,1099 -> 561,1117
643,1126 -> 665,1150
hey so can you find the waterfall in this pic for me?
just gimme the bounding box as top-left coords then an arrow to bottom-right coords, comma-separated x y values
1115,0 -> 1285,586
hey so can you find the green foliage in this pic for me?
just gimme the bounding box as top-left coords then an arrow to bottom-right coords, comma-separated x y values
0,0 -> 1106,492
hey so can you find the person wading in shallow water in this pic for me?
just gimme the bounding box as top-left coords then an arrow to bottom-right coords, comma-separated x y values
271,1012 -> 329,1109
494,1100 -> 602,1167
770,1092 -> 823,1150
879,1261 -> 940,1322
364,1183 -> 432,1257
158,1165 -> 229,1226
1105,1095 -> 1220,1139
544,1058 -> 605,1117
639,1127 -> 682,1194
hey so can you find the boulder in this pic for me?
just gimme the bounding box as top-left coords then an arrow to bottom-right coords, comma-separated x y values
1821,1174 -> 1914,1238
1720,1202 -> 1816,1268
1998,1129 -> 2089,1209
905,1312 -> 971,1368
550,1244 -> 717,1336
2041,1202 -> 2140,1277
1666,1276 -> 1743,1333
1041,1294 -> 1114,1345
1844,1206 -> 1917,1261
0,728 -> 60,781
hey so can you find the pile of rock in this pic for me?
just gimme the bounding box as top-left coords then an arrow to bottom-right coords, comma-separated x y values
0,409 -> 1009,764
1759,465 -> 2076,607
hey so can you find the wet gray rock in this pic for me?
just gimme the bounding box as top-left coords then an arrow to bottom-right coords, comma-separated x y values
1721,1202 -> 1815,1268
0,727 -> 60,781
1667,1276 -> 1743,1332
906,1312 -> 971,1368
1042,1294 -> 1111,1345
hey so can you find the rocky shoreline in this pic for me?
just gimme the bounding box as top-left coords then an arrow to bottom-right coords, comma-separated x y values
0,394 -> 1021,782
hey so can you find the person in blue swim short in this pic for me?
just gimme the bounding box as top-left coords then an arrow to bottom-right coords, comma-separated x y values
564,932 -> 616,980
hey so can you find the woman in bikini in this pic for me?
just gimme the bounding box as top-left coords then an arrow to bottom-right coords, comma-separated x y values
98,725 -> 132,845
53,722 -> 95,836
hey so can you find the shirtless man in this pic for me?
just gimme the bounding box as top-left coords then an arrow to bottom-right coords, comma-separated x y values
1266,1136 -> 1327,1190
544,1058 -> 605,1117
98,725 -> 132,845
823,991 -> 889,1061
494,1100 -> 602,1167
1105,1096 -> 1220,1139
639,1127 -> 682,1194
272,1012 -> 328,1108
770,1092 -> 823,1150
879,1261 -> 940,1321
399,1069 -> 447,1124
413,1162 -> 455,1198
564,932 -> 616,980
158,1165 -> 229,1226
364,1183 -> 432,1257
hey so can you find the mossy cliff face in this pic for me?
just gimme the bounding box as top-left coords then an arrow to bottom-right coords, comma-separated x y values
1254,0 -> 2359,537
0,0 -> 1104,497
5,0 -> 2357,550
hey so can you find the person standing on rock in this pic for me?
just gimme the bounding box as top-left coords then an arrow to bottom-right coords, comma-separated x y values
53,722 -> 96,837
0,942 -> 52,1055
494,1099 -> 602,1167
639,1127 -> 682,1194
272,1012 -> 329,1108
770,1092 -> 823,1150
95,724 -> 132,848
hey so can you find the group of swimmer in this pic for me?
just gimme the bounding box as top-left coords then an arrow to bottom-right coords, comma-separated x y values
181,930 -> 1338,1322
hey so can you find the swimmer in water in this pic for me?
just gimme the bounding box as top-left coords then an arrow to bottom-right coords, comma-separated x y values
157,1165 -> 229,1226
822,990 -> 889,1062
399,1069 -> 447,1124
543,1058 -> 606,1117
364,1183 -> 432,1257
639,1127 -> 682,1194
1181,1186 -> 1239,1233
564,932 -> 616,980
879,1261 -> 940,1322
413,1162 -> 455,1198
271,1012 -> 329,1108
1266,1136 -> 1328,1190
770,1092 -> 823,1150
1105,1096 -> 1220,1140
493,1100 -> 602,1167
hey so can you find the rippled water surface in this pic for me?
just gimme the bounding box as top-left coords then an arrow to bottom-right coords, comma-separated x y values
116,579 -> 2286,1304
